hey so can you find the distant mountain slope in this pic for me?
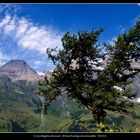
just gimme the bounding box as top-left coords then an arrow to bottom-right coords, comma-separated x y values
0,75 -> 42,132
0,60 -> 41,82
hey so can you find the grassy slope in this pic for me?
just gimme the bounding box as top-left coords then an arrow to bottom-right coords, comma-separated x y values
0,78 -> 41,132
30,103 -> 140,132
0,102 -> 40,132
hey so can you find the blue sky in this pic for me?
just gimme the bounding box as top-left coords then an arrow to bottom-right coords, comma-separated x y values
0,4 -> 139,73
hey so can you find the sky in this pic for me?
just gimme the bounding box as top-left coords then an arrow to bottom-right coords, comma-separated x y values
0,3 -> 139,73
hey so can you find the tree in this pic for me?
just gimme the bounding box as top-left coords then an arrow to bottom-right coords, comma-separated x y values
39,18 -> 140,129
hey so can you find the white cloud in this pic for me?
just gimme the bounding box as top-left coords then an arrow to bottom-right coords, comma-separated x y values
0,14 -> 63,55
0,4 -> 20,15
4,19 -> 16,34
0,5 -> 62,72
16,18 -> 30,38
0,15 -> 11,28
107,36 -> 117,45
32,66 -> 38,70
138,3 -> 140,6
116,25 -> 125,34
0,50 -> 10,66
34,60 -> 45,65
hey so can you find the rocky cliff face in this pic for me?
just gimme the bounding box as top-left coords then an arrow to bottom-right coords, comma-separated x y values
0,60 -> 41,82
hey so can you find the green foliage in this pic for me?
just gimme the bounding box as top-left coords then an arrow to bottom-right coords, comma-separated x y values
40,18 -> 140,129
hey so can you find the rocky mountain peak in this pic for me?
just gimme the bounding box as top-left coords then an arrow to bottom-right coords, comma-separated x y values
0,59 -> 41,82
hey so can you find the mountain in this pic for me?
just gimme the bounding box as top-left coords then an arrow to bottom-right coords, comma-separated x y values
1,59 -> 140,132
0,60 -> 43,132
0,60 -> 41,82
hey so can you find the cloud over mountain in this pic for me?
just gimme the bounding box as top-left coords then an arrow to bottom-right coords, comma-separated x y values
0,4 -> 63,71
